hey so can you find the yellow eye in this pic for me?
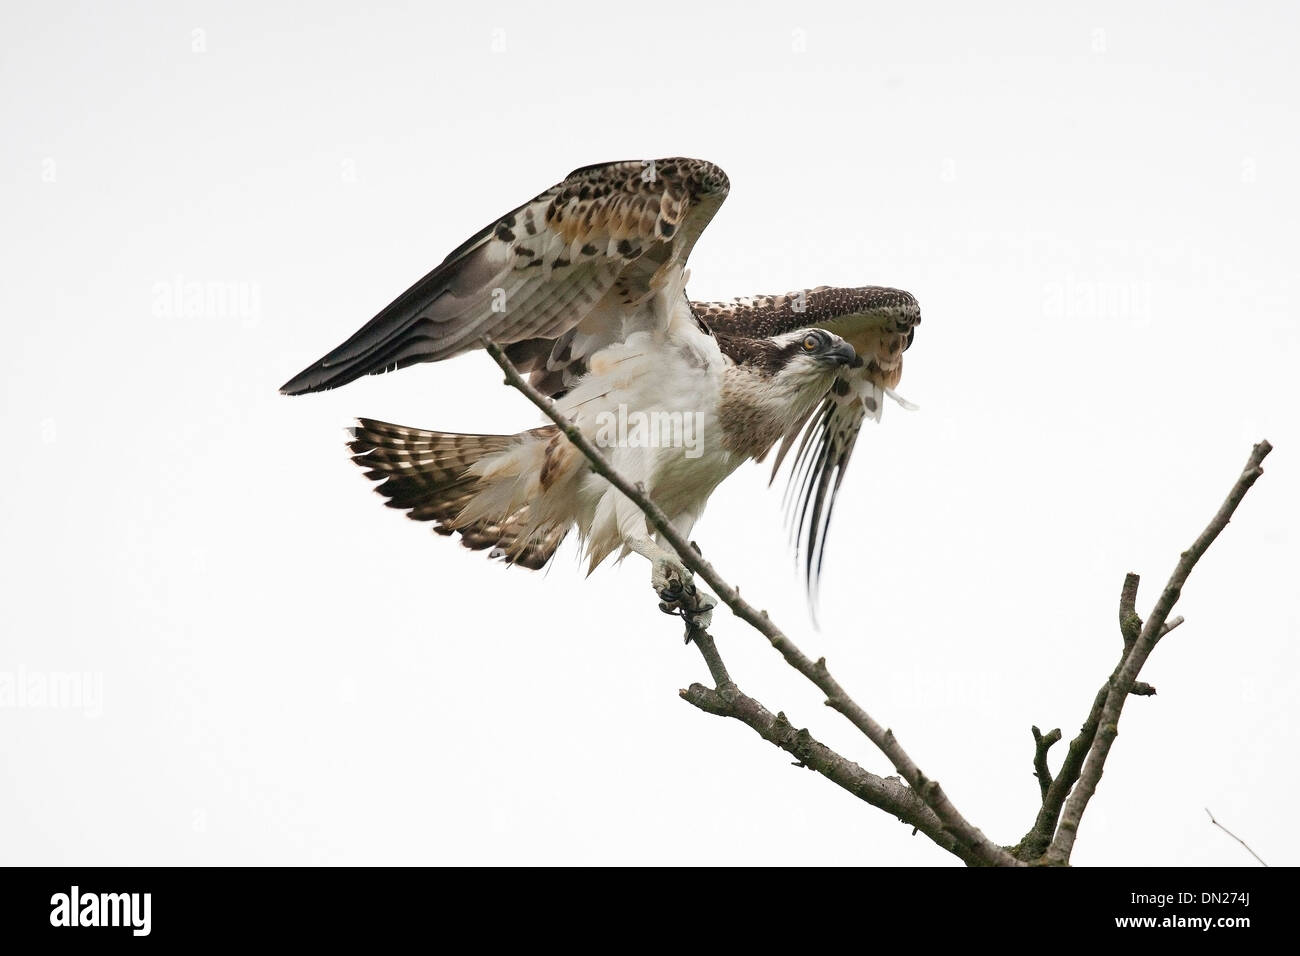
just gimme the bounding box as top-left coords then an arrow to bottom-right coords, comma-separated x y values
802,335 -> 818,351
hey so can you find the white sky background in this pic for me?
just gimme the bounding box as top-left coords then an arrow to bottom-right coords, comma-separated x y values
2,1 -> 1296,866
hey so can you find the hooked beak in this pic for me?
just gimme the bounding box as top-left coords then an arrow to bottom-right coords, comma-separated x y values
824,341 -> 861,368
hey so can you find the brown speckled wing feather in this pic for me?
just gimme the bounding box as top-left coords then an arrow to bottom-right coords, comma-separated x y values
281,158 -> 729,395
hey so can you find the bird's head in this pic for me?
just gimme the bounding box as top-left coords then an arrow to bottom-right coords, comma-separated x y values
717,328 -> 862,455
772,327 -> 863,377
718,327 -> 860,377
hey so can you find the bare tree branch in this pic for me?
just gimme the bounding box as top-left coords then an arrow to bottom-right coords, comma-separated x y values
1205,808 -> 1268,867
1119,572 -> 1142,646
680,629 -> 986,866
1030,726 -> 1062,801
1018,668 -> 1157,859
1043,441 -> 1273,865
1018,685 -> 1106,859
682,623 -> 731,686
482,336 -> 1017,867
482,335 -> 1271,868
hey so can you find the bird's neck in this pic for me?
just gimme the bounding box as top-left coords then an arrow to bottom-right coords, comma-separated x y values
717,365 -> 827,461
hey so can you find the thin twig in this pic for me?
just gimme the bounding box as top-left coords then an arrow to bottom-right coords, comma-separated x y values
1018,675 -> 1157,859
685,627 -> 731,687
1031,726 -> 1062,801
482,335 -> 1018,867
1205,808 -> 1267,866
1017,685 -> 1107,859
1044,442 -> 1273,865
1119,572 -> 1142,646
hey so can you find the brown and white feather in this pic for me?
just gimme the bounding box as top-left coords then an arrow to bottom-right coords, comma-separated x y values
283,159 -> 923,613
282,158 -> 729,396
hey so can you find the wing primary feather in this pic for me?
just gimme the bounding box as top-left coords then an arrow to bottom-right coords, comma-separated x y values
793,409 -> 835,556
787,433 -> 828,559
783,400 -> 832,518
788,402 -> 833,523
280,158 -> 730,396
768,399 -> 819,483
777,391 -> 861,611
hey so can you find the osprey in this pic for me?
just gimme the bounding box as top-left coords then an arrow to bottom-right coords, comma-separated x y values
281,158 -> 920,615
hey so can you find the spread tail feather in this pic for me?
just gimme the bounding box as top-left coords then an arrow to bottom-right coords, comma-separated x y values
347,418 -> 568,569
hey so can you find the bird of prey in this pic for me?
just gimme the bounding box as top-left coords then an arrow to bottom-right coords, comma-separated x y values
280,157 -> 920,617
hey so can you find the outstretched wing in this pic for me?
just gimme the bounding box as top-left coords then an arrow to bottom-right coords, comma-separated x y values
694,286 -> 921,597
281,158 -> 729,395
